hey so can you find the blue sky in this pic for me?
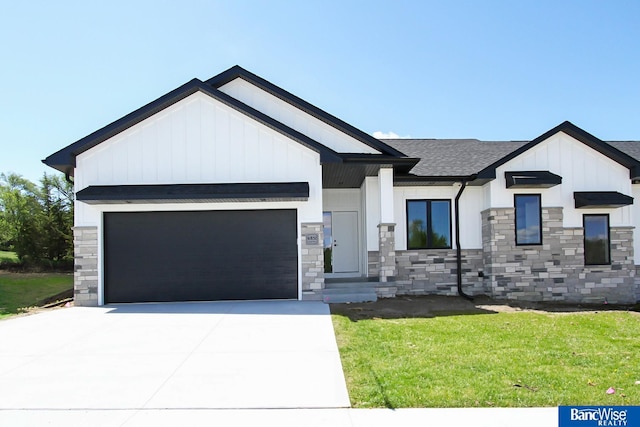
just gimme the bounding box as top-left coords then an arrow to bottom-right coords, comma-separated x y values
1,0 -> 639,182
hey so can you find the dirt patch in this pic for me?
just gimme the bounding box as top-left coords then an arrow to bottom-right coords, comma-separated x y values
330,295 -> 640,321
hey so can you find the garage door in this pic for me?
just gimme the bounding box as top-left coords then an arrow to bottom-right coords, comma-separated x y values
104,210 -> 298,303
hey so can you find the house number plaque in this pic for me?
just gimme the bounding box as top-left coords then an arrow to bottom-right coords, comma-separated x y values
305,234 -> 319,245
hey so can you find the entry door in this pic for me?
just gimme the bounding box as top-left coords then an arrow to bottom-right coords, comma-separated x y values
332,211 -> 359,273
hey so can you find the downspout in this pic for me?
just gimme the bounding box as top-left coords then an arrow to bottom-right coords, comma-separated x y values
64,168 -> 74,185
455,177 -> 475,300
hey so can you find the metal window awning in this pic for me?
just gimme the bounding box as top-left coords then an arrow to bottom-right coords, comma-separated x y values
505,171 -> 562,188
574,191 -> 634,209
75,182 -> 310,204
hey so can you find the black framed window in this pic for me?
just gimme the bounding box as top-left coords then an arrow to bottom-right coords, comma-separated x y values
515,194 -> 542,245
584,215 -> 610,265
407,200 -> 451,249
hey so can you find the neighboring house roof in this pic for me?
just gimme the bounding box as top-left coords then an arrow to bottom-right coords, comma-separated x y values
384,121 -> 640,182
206,66 -> 406,158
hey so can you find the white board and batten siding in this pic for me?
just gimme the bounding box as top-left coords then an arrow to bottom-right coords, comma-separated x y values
219,78 -> 381,155
488,131 -> 633,228
74,91 -> 323,227
393,185 -> 484,251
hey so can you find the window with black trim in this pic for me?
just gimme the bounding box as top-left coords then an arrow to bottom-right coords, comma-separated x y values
515,194 -> 542,245
584,214 -> 610,265
406,200 -> 451,249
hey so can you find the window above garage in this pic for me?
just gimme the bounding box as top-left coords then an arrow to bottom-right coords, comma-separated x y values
75,182 -> 310,204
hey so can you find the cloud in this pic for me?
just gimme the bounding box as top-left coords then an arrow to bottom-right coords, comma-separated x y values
373,131 -> 411,139
373,131 -> 401,139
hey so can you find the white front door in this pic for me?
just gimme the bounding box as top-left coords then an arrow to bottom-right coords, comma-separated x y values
331,211 -> 359,273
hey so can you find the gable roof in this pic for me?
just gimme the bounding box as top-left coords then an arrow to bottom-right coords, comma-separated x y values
475,121 -> 640,180
43,76 -> 348,175
206,66 -> 407,158
385,121 -> 640,182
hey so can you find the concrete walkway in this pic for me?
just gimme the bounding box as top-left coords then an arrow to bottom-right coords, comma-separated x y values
0,407 -> 558,426
0,301 -> 349,411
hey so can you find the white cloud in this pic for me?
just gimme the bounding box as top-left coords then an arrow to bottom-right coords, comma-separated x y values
373,131 -> 410,139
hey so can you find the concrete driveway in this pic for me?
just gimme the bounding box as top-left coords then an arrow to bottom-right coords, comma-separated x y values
0,301 -> 350,410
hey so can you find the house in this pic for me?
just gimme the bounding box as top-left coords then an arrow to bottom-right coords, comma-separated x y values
44,66 -> 640,306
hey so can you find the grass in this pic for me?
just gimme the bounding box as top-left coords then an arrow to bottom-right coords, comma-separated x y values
332,310 -> 640,407
0,272 -> 73,319
0,250 -> 19,262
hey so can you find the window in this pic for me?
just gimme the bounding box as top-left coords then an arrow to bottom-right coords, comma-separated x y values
407,200 -> 451,249
515,194 -> 542,245
584,215 -> 610,265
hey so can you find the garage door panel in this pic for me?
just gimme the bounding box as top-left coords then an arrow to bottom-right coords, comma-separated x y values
104,210 -> 297,303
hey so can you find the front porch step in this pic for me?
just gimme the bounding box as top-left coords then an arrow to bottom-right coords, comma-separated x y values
322,287 -> 378,304
325,277 -> 380,284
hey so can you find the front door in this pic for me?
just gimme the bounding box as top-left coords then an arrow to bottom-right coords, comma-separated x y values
331,211 -> 359,273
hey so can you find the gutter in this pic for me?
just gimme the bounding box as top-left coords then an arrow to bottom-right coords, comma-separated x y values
454,176 -> 476,300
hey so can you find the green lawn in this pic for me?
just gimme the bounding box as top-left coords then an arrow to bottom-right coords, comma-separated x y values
0,273 -> 73,319
332,310 -> 640,408
0,250 -> 19,262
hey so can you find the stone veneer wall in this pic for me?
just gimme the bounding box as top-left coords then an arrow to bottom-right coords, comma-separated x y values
394,249 -> 485,296
482,207 -> 636,304
301,222 -> 324,300
368,251 -> 380,277
73,226 -> 99,306
635,266 -> 640,302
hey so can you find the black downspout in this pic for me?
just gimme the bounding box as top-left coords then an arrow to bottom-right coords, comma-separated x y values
64,168 -> 74,185
455,179 -> 473,300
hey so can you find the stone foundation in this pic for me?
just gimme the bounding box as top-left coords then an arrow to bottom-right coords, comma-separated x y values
301,222 -> 324,300
73,226 -> 99,306
481,207 -> 635,304
394,249 -> 485,296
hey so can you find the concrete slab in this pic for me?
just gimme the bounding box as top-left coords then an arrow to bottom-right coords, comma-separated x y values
0,408 -> 560,427
0,301 -> 350,411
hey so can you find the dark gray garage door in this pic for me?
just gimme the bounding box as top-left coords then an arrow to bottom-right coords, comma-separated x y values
104,210 -> 298,303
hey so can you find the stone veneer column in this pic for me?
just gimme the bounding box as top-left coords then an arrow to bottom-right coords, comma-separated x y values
73,226 -> 99,306
378,223 -> 396,282
301,222 -> 324,300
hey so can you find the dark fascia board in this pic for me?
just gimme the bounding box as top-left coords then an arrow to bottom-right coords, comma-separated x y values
477,121 -> 640,181
340,153 -> 420,173
574,191 -> 634,209
206,65 -> 408,158
76,182 -> 309,204
393,174 -> 481,186
43,79 -> 343,175
505,170 -> 562,188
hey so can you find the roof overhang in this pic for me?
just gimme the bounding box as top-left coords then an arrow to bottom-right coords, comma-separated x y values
322,155 -> 419,188
574,191 -> 633,209
393,174 -> 483,187
505,171 -> 562,188
75,182 -> 309,204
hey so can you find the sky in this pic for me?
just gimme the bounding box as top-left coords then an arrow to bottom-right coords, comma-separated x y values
1,0 -> 639,182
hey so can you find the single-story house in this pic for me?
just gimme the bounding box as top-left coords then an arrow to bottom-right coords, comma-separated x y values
44,66 -> 640,306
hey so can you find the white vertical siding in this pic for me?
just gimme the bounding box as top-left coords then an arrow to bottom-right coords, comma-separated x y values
392,185 -> 483,250
74,91 -> 323,226
488,132 -> 633,227
219,78 -> 381,154
364,177 -> 380,251
633,184 -> 640,259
